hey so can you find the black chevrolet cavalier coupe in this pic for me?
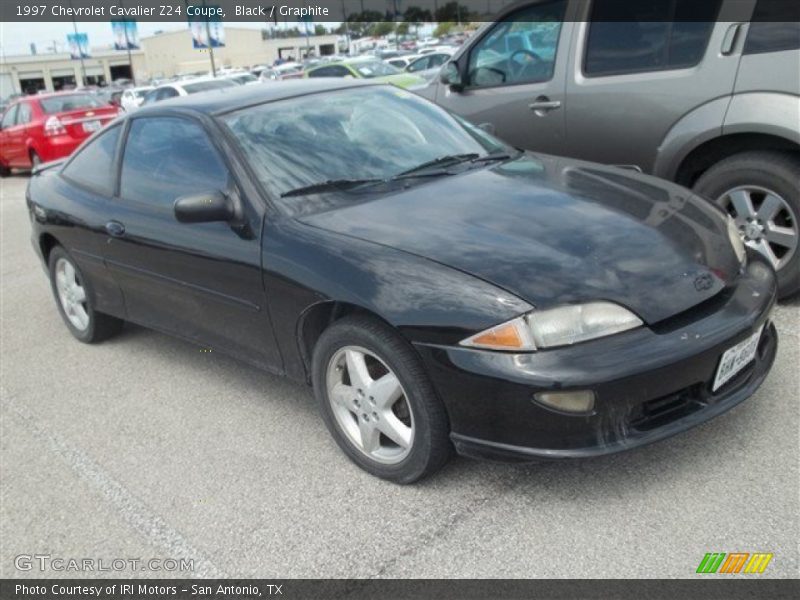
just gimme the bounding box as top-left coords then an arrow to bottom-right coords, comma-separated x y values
27,80 -> 778,483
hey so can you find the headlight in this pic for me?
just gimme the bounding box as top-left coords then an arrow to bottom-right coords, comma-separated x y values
460,302 -> 643,351
727,215 -> 746,265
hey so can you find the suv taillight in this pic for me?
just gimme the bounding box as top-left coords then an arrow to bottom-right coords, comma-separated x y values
44,116 -> 66,136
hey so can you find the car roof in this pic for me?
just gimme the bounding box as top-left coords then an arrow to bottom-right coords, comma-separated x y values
135,79 -> 374,116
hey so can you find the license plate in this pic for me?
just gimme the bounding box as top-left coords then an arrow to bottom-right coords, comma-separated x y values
712,325 -> 764,392
82,120 -> 101,133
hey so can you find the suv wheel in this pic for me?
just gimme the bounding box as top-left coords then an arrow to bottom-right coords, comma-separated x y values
312,315 -> 451,483
693,151 -> 800,298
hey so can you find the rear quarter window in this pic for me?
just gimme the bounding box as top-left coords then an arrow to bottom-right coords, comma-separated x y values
62,124 -> 122,195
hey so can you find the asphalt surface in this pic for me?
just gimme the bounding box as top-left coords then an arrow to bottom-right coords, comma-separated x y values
1,173 -> 798,579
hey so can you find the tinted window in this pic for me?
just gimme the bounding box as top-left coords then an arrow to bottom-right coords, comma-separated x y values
1,104 -> 18,128
745,0 -> 800,54
62,125 -> 121,194
182,80 -> 235,94
308,65 -> 352,78
468,1 -> 566,88
120,118 -> 229,207
17,103 -> 32,124
39,94 -> 104,114
585,0 -> 721,76
429,53 -> 451,67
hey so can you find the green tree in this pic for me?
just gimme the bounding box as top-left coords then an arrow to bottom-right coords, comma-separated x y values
314,24 -> 327,36
396,22 -> 410,36
371,21 -> 395,37
434,21 -> 455,38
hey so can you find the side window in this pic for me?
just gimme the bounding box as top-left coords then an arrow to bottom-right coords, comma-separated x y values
429,54 -> 450,67
157,87 -> 179,101
467,0 -> 566,88
120,117 -> 229,207
1,104 -> 18,128
17,103 -> 32,124
584,0 -> 721,77
744,0 -> 800,55
407,57 -> 431,72
62,125 -> 121,194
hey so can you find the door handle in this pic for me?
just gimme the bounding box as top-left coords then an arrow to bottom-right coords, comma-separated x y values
105,221 -> 125,237
721,23 -> 744,55
529,96 -> 562,116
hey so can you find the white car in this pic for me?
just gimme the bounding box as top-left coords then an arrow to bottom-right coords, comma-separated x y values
405,50 -> 456,81
119,86 -> 155,112
259,62 -> 304,82
385,55 -> 421,69
140,77 -> 237,105
224,72 -> 261,86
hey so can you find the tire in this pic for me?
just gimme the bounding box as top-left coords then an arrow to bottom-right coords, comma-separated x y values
0,163 -> 9,178
48,245 -> 123,343
693,151 -> 800,299
312,315 -> 451,484
30,151 -> 41,171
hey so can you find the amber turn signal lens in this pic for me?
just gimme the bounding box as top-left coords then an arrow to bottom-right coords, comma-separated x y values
469,322 -> 524,349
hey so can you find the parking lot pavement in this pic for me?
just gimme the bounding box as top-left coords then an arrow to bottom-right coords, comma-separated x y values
1,173 -> 798,579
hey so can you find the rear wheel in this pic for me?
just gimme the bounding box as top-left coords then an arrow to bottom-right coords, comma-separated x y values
0,163 -> 9,177
312,315 -> 451,483
693,151 -> 800,298
48,246 -> 123,343
30,151 -> 41,170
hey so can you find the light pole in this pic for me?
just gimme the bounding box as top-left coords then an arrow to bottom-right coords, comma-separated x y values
67,0 -> 86,86
119,0 -> 136,84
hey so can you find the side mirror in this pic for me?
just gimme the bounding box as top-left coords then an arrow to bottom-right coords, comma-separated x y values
174,190 -> 234,224
439,62 -> 463,91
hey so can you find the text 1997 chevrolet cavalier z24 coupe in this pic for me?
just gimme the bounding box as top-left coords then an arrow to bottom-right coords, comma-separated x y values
27,80 -> 778,483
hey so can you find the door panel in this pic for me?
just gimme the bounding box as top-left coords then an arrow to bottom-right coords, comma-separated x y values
434,1 -> 573,155
564,0 -> 753,173
101,116 -> 281,370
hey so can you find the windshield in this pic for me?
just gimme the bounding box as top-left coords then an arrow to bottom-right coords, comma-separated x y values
233,74 -> 257,84
39,94 -> 104,114
223,86 -> 509,213
351,61 -> 401,78
183,79 -> 236,94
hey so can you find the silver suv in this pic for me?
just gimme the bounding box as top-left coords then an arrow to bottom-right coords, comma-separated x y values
420,0 -> 800,297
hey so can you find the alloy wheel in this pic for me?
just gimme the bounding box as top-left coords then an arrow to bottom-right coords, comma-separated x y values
325,346 -> 414,465
55,258 -> 89,331
717,185 -> 798,270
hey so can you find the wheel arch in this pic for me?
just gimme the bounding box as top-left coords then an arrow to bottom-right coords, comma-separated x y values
296,300 -> 394,384
674,133 -> 800,188
39,232 -> 61,263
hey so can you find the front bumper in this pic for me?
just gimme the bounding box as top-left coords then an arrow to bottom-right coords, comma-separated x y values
414,257 -> 778,462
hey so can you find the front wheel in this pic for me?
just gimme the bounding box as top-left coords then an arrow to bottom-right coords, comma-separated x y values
48,246 -> 123,343
693,151 -> 800,298
312,315 -> 451,483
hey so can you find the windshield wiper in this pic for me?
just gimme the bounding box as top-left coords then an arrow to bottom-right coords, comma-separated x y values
281,178 -> 382,198
471,152 -> 515,163
393,153 -> 480,179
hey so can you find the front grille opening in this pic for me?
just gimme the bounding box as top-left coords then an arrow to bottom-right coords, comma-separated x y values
629,385 -> 702,431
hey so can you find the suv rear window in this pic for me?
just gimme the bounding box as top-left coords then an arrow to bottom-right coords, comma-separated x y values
39,94 -> 104,114
584,0 -> 722,77
744,0 -> 800,55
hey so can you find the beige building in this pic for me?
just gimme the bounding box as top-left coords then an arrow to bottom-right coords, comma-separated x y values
0,49 -> 145,96
0,27 -> 338,97
139,27 -> 339,79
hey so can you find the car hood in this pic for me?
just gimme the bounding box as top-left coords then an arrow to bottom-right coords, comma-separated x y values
300,154 -> 741,324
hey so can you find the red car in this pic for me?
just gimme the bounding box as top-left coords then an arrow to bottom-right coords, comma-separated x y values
0,92 -> 118,175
